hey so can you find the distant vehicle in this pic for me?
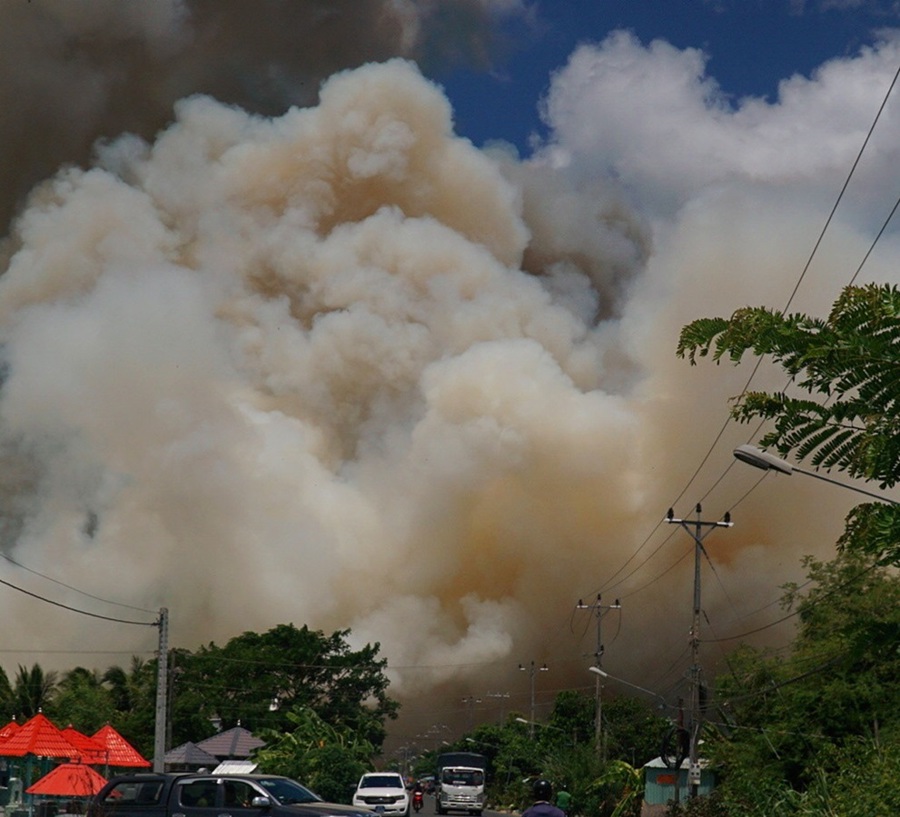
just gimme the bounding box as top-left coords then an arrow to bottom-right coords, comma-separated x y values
87,773 -> 375,817
352,773 -> 410,816
435,753 -> 486,816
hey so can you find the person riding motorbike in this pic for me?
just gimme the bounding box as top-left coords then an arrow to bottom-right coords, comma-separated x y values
522,780 -> 565,817
412,781 -> 424,813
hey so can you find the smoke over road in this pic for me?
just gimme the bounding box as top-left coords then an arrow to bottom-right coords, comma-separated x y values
1,2 -> 896,737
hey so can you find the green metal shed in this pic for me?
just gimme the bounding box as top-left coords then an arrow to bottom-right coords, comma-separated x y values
643,757 -> 715,806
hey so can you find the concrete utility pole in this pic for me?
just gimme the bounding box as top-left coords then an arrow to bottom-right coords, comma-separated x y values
666,505 -> 732,798
576,595 -> 621,753
518,661 -> 548,738
153,607 -> 169,772
486,691 -> 510,725
462,695 -> 482,731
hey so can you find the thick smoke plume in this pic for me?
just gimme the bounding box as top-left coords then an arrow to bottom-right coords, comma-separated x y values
0,57 -> 660,683
2,4 -> 898,742
0,0 -> 512,232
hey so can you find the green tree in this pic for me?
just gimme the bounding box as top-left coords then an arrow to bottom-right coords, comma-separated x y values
102,657 -> 147,714
703,550 -> 900,814
677,282 -> 900,564
602,696 -> 669,768
47,666 -> 115,732
253,706 -> 372,801
0,665 -> 14,722
13,663 -> 57,718
105,656 -> 159,758
169,624 -> 398,749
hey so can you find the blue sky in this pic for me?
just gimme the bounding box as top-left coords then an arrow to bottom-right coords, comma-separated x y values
438,1 -> 897,152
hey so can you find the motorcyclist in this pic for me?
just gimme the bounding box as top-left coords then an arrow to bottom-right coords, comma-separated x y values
522,780 -> 565,817
412,781 -> 424,812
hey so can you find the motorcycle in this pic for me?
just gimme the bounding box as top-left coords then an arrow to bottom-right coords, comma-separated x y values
412,791 -> 424,813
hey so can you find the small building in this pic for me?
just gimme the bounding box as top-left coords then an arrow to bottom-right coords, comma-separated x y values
643,756 -> 715,809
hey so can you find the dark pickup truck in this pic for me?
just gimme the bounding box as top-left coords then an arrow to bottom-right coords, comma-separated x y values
87,773 -> 376,817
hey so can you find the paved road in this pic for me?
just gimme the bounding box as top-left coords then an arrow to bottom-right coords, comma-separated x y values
411,795 -> 509,817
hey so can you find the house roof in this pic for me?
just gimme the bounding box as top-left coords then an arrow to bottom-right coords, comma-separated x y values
61,727 -> 108,765
195,727 -> 264,759
0,713 -> 79,759
164,742 -> 218,767
0,721 -> 20,741
91,724 -> 151,768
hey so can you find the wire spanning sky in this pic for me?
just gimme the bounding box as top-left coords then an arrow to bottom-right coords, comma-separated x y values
0,1 -> 898,744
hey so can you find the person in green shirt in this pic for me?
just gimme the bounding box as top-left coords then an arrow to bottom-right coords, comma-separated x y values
554,789 -> 572,815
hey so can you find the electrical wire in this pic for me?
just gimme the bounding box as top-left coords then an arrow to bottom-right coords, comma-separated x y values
0,576 -> 157,626
0,550 -> 157,614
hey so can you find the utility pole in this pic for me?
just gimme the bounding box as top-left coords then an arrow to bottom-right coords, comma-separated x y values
518,661 -> 548,738
576,595 -> 621,754
153,607 -> 169,773
461,695 -> 482,731
666,505 -> 732,798
486,691 -> 510,725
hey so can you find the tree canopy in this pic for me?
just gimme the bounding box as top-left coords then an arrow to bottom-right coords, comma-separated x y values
698,550 -> 900,815
677,282 -> 900,564
152,623 -> 398,755
0,623 -> 397,765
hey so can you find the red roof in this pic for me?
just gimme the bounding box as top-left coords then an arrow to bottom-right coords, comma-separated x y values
0,713 -> 79,759
91,725 -> 150,767
61,727 -> 108,765
26,762 -> 108,796
0,721 -> 20,741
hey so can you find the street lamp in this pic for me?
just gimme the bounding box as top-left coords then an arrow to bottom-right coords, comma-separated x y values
587,666 -> 668,709
733,444 -> 900,505
515,717 -> 574,746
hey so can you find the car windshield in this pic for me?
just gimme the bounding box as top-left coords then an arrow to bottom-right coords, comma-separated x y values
361,776 -> 403,789
257,778 -> 322,805
441,770 -> 483,786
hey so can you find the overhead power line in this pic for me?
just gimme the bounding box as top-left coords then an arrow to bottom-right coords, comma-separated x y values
0,550 -> 157,614
0,576 -> 157,626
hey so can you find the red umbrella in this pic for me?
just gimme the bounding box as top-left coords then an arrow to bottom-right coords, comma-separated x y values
0,713 -> 79,759
26,762 -> 107,797
91,725 -> 150,768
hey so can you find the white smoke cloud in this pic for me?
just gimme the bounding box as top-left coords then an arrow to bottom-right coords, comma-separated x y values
1,19 -> 899,738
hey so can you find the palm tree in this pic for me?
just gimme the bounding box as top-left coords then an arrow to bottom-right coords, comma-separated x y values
14,663 -> 58,718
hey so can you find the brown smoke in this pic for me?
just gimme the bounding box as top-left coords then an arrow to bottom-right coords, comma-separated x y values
0,0 -> 508,233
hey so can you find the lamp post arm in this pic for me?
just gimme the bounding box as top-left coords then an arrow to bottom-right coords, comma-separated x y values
792,465 -> 900,506
734,444 -> 900,506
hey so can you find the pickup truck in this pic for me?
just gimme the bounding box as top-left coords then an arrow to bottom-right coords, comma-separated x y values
87,773 -> 376,817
